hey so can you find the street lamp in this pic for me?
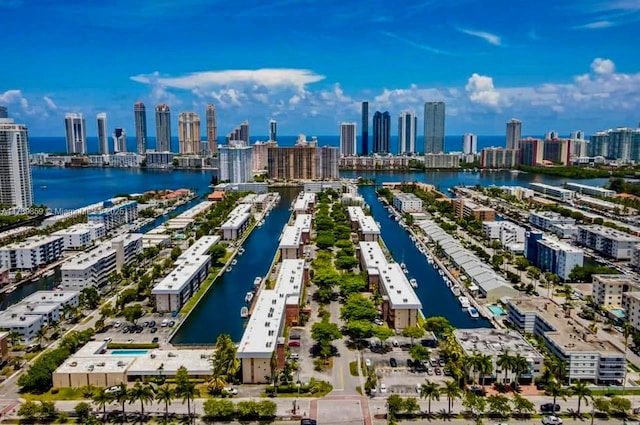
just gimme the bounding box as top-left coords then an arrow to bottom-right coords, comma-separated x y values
296,381 -> 301,415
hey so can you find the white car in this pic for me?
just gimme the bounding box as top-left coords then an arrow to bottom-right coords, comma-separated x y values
113,321 -> 121,328
380,384 -> 387,393
374,319 -> 383,326
365,359 -> 372,368
542,416 -> 563,425
289,353 -> 299,360
415,383 -> 422,393
223,387 -> 238,395
104,386 -> 121,394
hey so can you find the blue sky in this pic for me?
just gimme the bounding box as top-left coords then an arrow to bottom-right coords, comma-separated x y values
1,0 -> 640,137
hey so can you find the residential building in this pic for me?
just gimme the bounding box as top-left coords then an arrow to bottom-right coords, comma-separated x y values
0,332 -> 8,363
452,199 -> 496,221
226,120 -> 250,145
480,147 -> 520,168
589,131 -> 609,158
65,113 -> 86,154
361,101 -> 369,156
155,104 -> 171,152
152,255 -> 211,313
220,204 -> 252,240
529,183 -> 575,202
372,111 -> 390,154
0,106 -> 6,118
533,237 -> 584,280
347,206 -> 380,241
565,182 -> 615,198
393,193 -> 423,213
529,211 -> 576,231
87,200 -> 138,232
482,221 -> 526,246
398,111 -> 417,154
269,119 -> 277,142
633,244 -> 640,269
463,133 -> 477,155
520,138 -> 544,166
507,297 -> 625,384
340,122 -> 357,156
112,128 -> 127,153
577,225 -> 640,260
0,235 -> 64,270
500,186 -> 534,200
590,128 -> 640,162
178,112 -> 201,154
544,139 -> 571,165
622,292 -> 640,332
176,155 -> 203,168
593,274 -> 638,308
96,113 -> 108,154
424,102 -> 445,154
251,140 -> 276,172
145,151 -> 174,169
61,243 -> 117,290
267,145 -> 318,180
506,119 -> 522,150
110,153 -> 143,167
424,153 -> 460,168
293,192 -> 316,215
0,116 -> 34,208
455,329 -> 544,383
53,223 -> 105,249
134,101 -> 147,154
316,146 -> 339,179
279,220 -> 307,260
206,104 -> 217,155
219,144 -> 253,183
109,233 -> 142,270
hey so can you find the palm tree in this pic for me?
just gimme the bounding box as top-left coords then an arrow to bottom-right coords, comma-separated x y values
441,380 -> 462,415
155,384 -> 174,419
544,358 -> 567,384
128,381 -> 154,418
545,380 -> 567,408
114,383 -> 129,422
511,353 -> 529,387
91,390 -> 112,421
7,331 -> 22,348
496,350 -> 514,384
570,380 -> 591,415
35,326 -> 48,346
420,380 -> 440,416
179,382 -> 199,421
476,354 -> 493,387
623,321 -> 634,395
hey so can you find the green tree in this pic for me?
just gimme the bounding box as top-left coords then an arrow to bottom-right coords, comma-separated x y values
386,394 -> 405,416
122,304 -> 144,324
570,380 -> 591,415
91,389 -> 112,419
511,353 -> 529,387
511,392 -> 535,417
38,400 -> 58,421
341,294 -> 378,322
610,396 -> 631,416
487,394 -> 511,418
17,401 -> 39,422
311,316 -> 342,360
114,383 -> 129,422
79,287 -> 101,309
256,400 -> 277,419
128,381 -> 154,417
209,245 -> 227,265
74,401 -> 92,422
335,255 -> 359,270
344,320 -> 373,343
441,380 -> 462,415
593,397 -> 610,416
409,345 -> 430,363
208,334 -> 240,391
404,397 -> 419,415
170,246 -> 182,261
203,398 -> 235,421
371,325 -> 395,343
155,384 -> 174,419
462,390 -> 487,424
514,257 -> 530,271
545,381 -> 567,408
496,350 -> 514,384
423,316 -> 453,335
402,325 -> 425,345
420,380 -> 440,416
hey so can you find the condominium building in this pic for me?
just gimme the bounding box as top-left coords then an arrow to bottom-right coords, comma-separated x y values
543,139 -> 571,165
134,102 -> 147,154
361,101 -> 369,156
398,111 -> 417,154
482,221 -> 526,246
206,104 -> 217,155
87,200 -> 138,232
219,144 -> 253,183
252,141 -> 277,172
533,237 -> 584,280
347,206 -> 380,242
576,225 -> 640,260
145,151 -> 174,169
64,113 -> 86,154
96,113 -> 109,155
0,235 -> 64,270
178,112 -> 201,154
506,119 -> 522,150
424,153 -> 460,168
424,102 -> 445,154
278,214 -> 312,260
267,144 -> 338,181
507,298 -> 625,384
588,128 -> 640,162
269,119 -> 277,142
519,138 -> 544,166
292,192 -> 316,215
452,198 -> 496,221
454,329 -> 544,383
226,121 -> 250,145
61,244 -> 117,291
462,133 -> 477,155
316,146 -> 339,179
340,122 -> 357,156
372,111 -> 390,154
529,211 -> 576,231
593,274 -> 638,308
529,183 -> 575,202
392,193 -> 423,213
53,222 -> 106,249
151,255 -> 211,313
0,116 -> 34,208
565,182 -> 615,198
155,104 -> 172,153
112,127 -> 127,153
480,147 -> 520,169
220,204 -> 252,240
110,233 -> 143,270
622,292 -> 640,332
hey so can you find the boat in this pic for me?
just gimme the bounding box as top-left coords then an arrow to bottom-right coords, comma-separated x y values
400,263 -> 408,274
231,259 -> 238,266
451,285 -> 461,297
226,267 -> 233,273
56,285 -> 63,290
254,277 -> 262,287
409,278 -> 418,289
426,255 -> 433,264
238,248 -> 245,255
468,307 -> 480,319
437,269 -> 444,276
240,307 -> 249,318
245,292 -> 254,303
44,270 -> 55,277
4,286 -> 16,294
40,185 -> 47,189
458,296 -> 471,309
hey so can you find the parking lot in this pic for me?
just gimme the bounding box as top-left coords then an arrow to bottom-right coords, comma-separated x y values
287,325 -> 322,385
98,314 -> 181,346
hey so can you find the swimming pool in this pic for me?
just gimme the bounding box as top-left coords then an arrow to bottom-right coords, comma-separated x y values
487,305 -> 506,316
110,350 -> 148,356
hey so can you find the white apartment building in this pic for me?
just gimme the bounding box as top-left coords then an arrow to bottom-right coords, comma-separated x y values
293,192 -> 316,215
482,221 -> 526,246
110,233 -> 142,270
219,144 -> 253,183
347,206 -> 380,242
392,193 -> 423,213
529,211 -> 576,231
152,255 -> 211,313
565,182 -> 615,198
507,298 -> 625,384
87,200 -> 138,232
577,225 -> 640,260
108,153 -> 143,167
622,292 -> 640,332
500,186 -> 535,200
53,222 -> 106,249
220,204 -> 252,240
529,183 -> 576,202
536,238 -> 584,280
60,244 -> 117,291
340,122 -> 357,156
0,235 -> 64,270
593,274 -> 638,308
0,117 -> 34,208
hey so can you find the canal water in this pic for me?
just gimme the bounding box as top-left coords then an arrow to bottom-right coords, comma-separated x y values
359,186 -> 490,329
171,187 -> 299,345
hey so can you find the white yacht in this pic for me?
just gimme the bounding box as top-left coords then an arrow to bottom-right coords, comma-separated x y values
226,267 -> 233,273
400,263 -> 408,274
240,307 -> 249,318
238,248 -> 245,255
44,270 -> 55,277
468,307 -> 480,318
437,269 -> 444,276
409,278 -> 418,289
245,292 -> 254,303
458,296 -> 471,309
451,285 -> 461,297
254,277 -> 262,287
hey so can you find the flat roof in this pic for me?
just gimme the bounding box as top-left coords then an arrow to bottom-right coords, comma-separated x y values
508,297 -> 621,355
53,222 -> 105,236
565,182 -> 615,195
176,201 -> 214,220
177,236 -> 220,261
21,290 -> 78,305
293,192 -> 315,211
359,241 -> 387,276
538,237 -> 584,254
151,255 -> 210,294
221,204 -> 252,230
593,274 -> 639,287
237,290 -> 286,358
110,233 -> 143,245
454,328 -> 543,361
529,182 -> 575,195
348,206 -> 380,235
61,243 -> 116,270
378,263 -> 422,309
578,225 -> 640,242
294,214 -> 312,232
273,259 -> 305,298
87,200 -> 138,217
0,310 -> 42,326
0,235 -> 63,250
126,349 -> 213,376
279,225 -> 302,249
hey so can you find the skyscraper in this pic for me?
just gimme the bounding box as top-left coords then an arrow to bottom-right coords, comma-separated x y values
0,112 -> 33,208
134,102 -> 147,154
113,128 -> 127,153
0,106 -> 7,119
219,143 -> 253,183
372,111 -> 390,154
155,104 -> 172,152
570,130 -> 585,140
545,130 -> 559,141
226,120 -> 250,145
361,102 -> 369,156
340,122 -> 357,156
506,118 -> 522,149
424,102 -> 445,154
206,104 -> 217,155
178,112 -> 201,154
398,111 -> 417,154
97,113 -> 109,154
463,133 -> 477,155
64,113 -> 87,154
269,119 -> 277,142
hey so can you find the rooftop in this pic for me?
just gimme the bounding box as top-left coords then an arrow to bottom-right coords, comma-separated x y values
294,214 -> 312,232
177,236 -> 220,262
21,290 -> 78,305
61,243 -> 116,270
279,225 -> 303,249
538,237 -> 583,254
454,328 -> 543,360
151,255 -> 210,294
110,233 -> 143,245
578,225 -> 640,242
52,222 -> 104,236
378,263 -> 422,309
237,290 -> 286,358
529,183 -> 575,194
273,259 -> 305,300
0,235 -> 63,251
221,204 -> 252,230
175,201 -> 214,220
348,206 -> 380,235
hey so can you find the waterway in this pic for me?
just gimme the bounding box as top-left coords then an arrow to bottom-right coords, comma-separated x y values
171,187 -> 299,345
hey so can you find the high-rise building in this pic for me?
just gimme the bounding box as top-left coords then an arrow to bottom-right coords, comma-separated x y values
155,104 -> 172,152
113,128 -> 127,153
398,111 -> 417,154
252,140 -> 277,171
463,133 -> 477,155
64,113 -> 87,154
96,113 -> 109,154
268,145 -> 317,181
269,119 -> 277,142
519,138 -> 544,166
424,102 -> 445,154
340,122 -> 357,156
133,102 -> 147,154
361,102 -> 369,156
545,130 -> 559,141
0,106 -> 7,119
506,118 -> 522,150
178,112 -> 201,154
316,146 -> 340,179
0,114 -> 33,208
372,111 -> 390,154
226,120 -> 250,145
543,139 -> 571,165
570,130 -> 584,140
206,104 -> 217,155
219,143 -> 253,183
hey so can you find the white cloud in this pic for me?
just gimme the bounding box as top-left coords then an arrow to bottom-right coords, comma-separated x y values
0,89 -> 25,105
43,96 -> 57,110
591,58 -> 616,75
457,28 -> 502,46
574,20 -> 614,29
465,73 -> 501,107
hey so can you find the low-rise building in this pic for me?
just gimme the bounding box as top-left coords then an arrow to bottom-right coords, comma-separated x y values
550,224 -> 579,239
633,244 -> 640,269
454,329 -> 544,383
347,206 -> 380,242
499,185 -> 535,200
0,235 -> 64,271
576,225 -> 640,260
61,244 -> 117,291
53,222 -> 106,249
593,274 -> 638,308
279,225 -> 304,260
0,332 -> 9,363
292,192 -> 316,215
220,204 -> 252,240
507,297 -> 625,384
452,198 -> 496,221
565,182 -> 615,198
110,233 -> 143,270
525,236 -> 584,280
529,183 -> 576,202
393,193 -> 423,213
622,292 -> 640,332
151,255 -> 211,313
108,153 -> 143,167
87,200 -> 138,232
482,221 -> 526,246
145,151 -> 174,169
529,211 -> 576,231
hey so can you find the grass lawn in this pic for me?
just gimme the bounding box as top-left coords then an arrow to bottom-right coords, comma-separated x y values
590,388 -> 640,396
349,361 -> 359,376
22,387 -> 88,401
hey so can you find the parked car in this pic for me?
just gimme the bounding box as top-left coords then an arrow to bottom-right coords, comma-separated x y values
541,403 -> 561,413
380,384 -> 387,393
223,387 -> 238,395
365,359 -> 372,368
150,327 -> 158,334
374,319 -> 383,326
149,321 -> 156,328
406,359 -> 413,368
168,321 -> 175,327
104,386 -> 120,394
426,368 -> 434,376
415,383 -> 422,393
290,353 -> 299,360
389,358 -> 397,367
289,333 -> 301,340
429,359 -> 438,367
289,340 -> 300,347
152,337 -> 159,343
434,368 -> 442,375
542,416 -> 563,425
